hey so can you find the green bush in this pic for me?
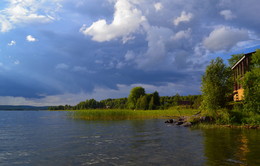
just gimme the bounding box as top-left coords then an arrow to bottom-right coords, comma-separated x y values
241,112 -> 260,125
215,109 -> 232,124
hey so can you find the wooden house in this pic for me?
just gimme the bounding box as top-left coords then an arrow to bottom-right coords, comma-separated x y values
231,52 -> 253,101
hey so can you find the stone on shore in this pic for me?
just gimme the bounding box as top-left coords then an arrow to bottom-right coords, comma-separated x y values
182,122 -> 192,127
165,116 -> 192,127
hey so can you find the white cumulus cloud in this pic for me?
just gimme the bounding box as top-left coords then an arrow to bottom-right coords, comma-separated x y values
172,28 -> 191,40
203,26 -> 250,52
26,35 -> 37,42
80,0 -> 145,42
220,10 -> 236,20
0,16 -> 12,32
135,26 -> 173,69
8,40 -> 16,46
173,11 -> 193,26
154,2 -> 163,12
0,0 -> 62,32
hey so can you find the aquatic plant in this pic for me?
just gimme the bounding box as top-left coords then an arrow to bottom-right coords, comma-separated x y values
69,108 -> 198,120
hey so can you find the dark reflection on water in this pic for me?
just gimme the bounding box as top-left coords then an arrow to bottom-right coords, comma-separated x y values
0,111 -> 259,166
202,128 -> 260,166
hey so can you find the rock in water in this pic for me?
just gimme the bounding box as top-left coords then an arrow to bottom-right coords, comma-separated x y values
176,121 -> 184,125
165,119 -> 174,123
182,122 -> 192,127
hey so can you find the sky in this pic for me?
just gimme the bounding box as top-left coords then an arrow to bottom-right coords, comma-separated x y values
0,0 -> 260,106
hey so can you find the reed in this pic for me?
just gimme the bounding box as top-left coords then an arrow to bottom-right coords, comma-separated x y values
68,108 -> 198,120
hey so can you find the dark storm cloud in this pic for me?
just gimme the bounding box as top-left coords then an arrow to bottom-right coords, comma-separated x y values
63,0 -> 114,18
0,72 -> 60,98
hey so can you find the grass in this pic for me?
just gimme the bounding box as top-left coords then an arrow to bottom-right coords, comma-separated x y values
192,123 -> 259,129
192,107 -> 260,128
68,108 -> 199,120
200,108 -> 260,125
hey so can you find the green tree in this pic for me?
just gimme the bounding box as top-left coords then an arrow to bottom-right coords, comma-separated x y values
139,95 -> 149,110
77,101 -> 86,109
135,97 -> 141,110
192,95 -> 202,109
200,57 -> 232,116
146,91 -> 161,110
88,99 -> 98,109
243,50 -> 260,114
152,91 -> 160,108
127,87 -> 146,109
148,96 -> 155,110
173,93 -> 181,106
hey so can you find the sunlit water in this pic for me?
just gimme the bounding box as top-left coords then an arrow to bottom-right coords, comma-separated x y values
0,111 -> 259,166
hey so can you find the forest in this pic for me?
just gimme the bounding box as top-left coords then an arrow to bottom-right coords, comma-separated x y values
48,92 -> 201,111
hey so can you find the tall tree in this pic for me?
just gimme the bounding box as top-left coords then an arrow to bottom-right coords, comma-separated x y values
200,57 -> 232,116
243,50 -> 260,114
139,95 -> 149,110
152,91 -> 160,108
127,87 -> 146,109
148,96 -> 155,110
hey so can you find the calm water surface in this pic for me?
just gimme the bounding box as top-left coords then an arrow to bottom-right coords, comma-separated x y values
0,111 -> 259,166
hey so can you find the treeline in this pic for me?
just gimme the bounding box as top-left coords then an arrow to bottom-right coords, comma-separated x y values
48,88 -> 201,110
160,94 -> 202,109
74,98 -> 128,110
0,105 -> 48,110
48,98 -> 128,110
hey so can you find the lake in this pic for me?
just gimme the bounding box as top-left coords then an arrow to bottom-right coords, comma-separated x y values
0,111 -> 259,166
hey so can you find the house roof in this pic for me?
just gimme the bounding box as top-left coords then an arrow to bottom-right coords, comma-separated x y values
231,55 -> 246,70
231,51 -> 255,70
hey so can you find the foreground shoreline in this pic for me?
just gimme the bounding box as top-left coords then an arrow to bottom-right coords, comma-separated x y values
165,115 -> 260,129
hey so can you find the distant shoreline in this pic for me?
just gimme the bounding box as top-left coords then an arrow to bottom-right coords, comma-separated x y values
0,105 -> 48,111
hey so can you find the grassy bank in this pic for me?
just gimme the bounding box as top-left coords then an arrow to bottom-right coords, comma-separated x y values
199,108 -> 260,125
187,108 -> 260,129
68,108 -> 199,120
66,107 -> 259,129
191,123 -> 259,129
